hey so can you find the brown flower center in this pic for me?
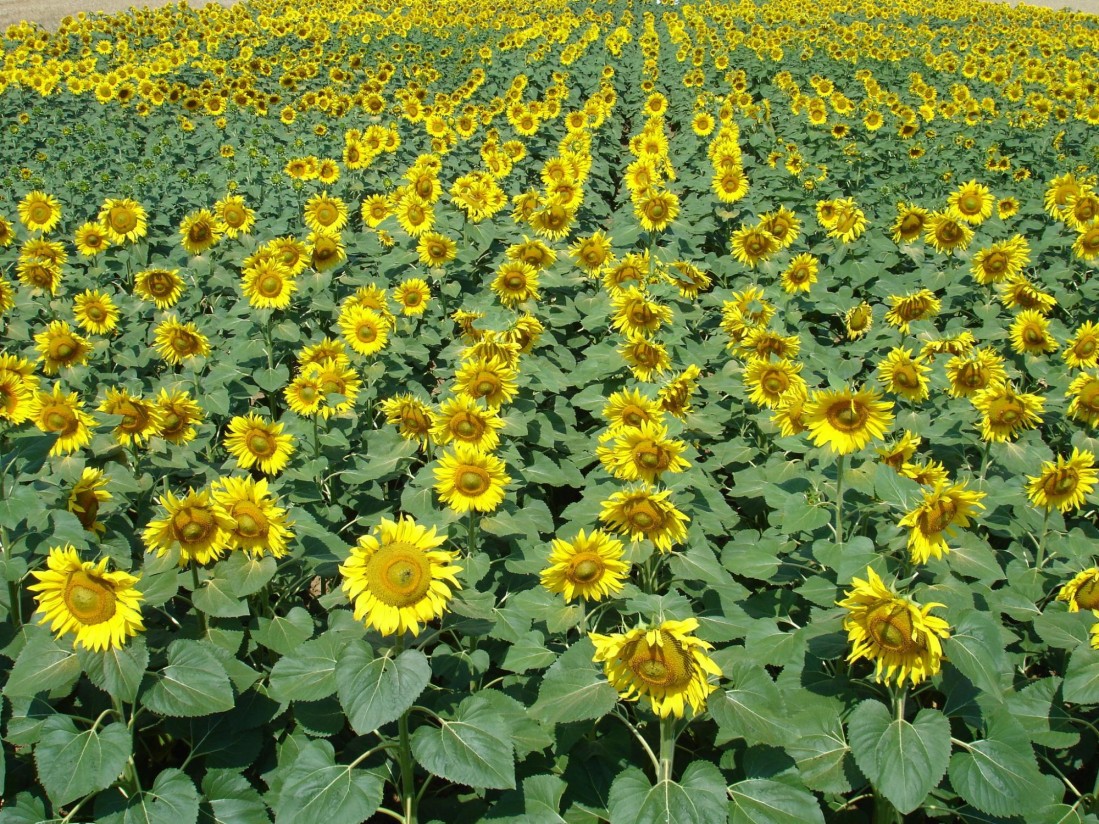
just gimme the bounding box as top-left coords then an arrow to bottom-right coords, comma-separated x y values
64,570 -> 117,625
363,542 -> 432,607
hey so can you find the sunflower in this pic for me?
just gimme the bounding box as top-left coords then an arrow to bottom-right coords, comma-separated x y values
780,253 -> 819,294
416,232 -> 457,268
18,191 -> 61,233
1044,172 -> 1084,218
1075,221 -> 1099,262
28,546 -> 143,652
1010,310 -> 1059,356
838,566 -> 950,687
340,516 -> 461,637
491,261 -> 540,308
454,355 -> 519,408
267,236 -> 310,276
941,348 -> 1002,399
603,388 -> 664,431
213,476 -> 294,558
284,369 -> 326,417
462,334 -> 522,370
634,189 -> 680,234
901,460 -> 951,488
339,305 -> 389,357
97,198 -> 147,244
430,395 -> 504,451
153,317 -> 211,365
1026,448 -> 1098,513
884,289 -> 941,334
611,286 -> 673,336
389,278 -> 430,317
309,230 -> 346,272
804,385 -> 895,455
598,421 -> 690,485
530,199 -> 577,241
72,289 -> 119,335
379,393 -> 433,447
947,179 -> 994,225
395,194 -> 434,237
891,203 -> 929,243
154,388 -> 204,445
898,482 -> 986,564
298,359 -> 361,419
712,166 -> 749,203
99,387 -> 162,447
759,207 -> 801,249
1064,322 -> 1099,370
304,192 -> 349,234
134,268 -> 185,309
599,485 -> 690,552
74,222 -> 111,256
666,261 -> 712,300
743,356 -> 806,409
770,382 -> 808,437
971,236 -> 1030,285
214,194 -> 255,238
998,276 -> 1057,315
242,258 -> 296,310
505,314 -> 545,354
828,199 -> 868,244
224,412 -> 295,474
590,618 -> 721,718
35,321 -> 92,375
30,385 -> 95,455
1057,568 -> 1099,613
570,231 -> 614,273
297,337 -> 350,370
844,302 -> 874,340
998,197 -> 1020,220
1067,372 -> 1099,427
16,259 -> 62,294
179,209 -> 222,256
877,347 -> 931,402
541,529 -> 629,604
507,238 -> 557,271
923,211 -> 973,254
972,382 -> 1044,442
730,224 -> 778,268
618,332 -> 672,382
143,487 -> 235,567
0,216 -> 14,247
656,365 -> 702,419
876,430 -> 922,472
434,444 -> 510,514
0,372 -> 33,424
67,467 -> 111,535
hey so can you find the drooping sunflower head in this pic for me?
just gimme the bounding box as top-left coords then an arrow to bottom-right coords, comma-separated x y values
134,268 -> 185,309
1067,372 -> 1099,428
153,317 -> 211,366
68,468 -> 112,534
972,381 -> 1045,442
891,203 -> 928,243
380,393 -> 433,447
844,301 -> 874,341
876,430 -> 922,472
838,566 -> 950,687
28,546 -> 144,651
309,230 -> 347,272
898,481 -> 986,564
433,443 -> 510,514
340,516 -> 461,637
599,485 -> 690,553
804,385 -> 895,455
99,387 -> 162,447
590,618 -> 721,718
154,388 -> 204,445
179,209 -> 222,256
1026,448 -> 1098,513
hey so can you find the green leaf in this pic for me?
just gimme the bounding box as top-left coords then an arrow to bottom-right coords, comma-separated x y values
34,716 -> 131,806
221,553 -> 278,598
709,662 -> 791,747
945,609 -> 1009,698
522,774 -> 568,823
80,636 -> 149,703
609,762 -> 729,824
192,572 -> 249,618
1063,645 -> 1099,704
5,630 -> 81,698
106,768 -> 200,824
727,778 -> 825,824
143,640 -> 235,718
847,701 -> 950,814
411,691 -> 516,790
272,740 -> 381,824
268,632 -> 343,702
252,607 -> 313,656
0,792 -> 47,824
501,631 -> 557,673
200,769 -> 269,824
786,718 -> 852,795
948,738 -> 1050,818
336,642 -> 429,735
530,638 -> 617,725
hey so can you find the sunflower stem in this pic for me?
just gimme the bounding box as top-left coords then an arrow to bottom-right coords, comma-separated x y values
658,715 -> 677,783
834,454 -> 846,546
1035,509 -> 1052,570
576,598 -> 588,637
467,509 -> 478,556
190,564 -> 207,635
978,438 -> 992,483
395,633 -> 418,824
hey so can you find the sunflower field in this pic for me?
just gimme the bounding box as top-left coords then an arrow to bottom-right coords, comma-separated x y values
1,0 -> 1099,820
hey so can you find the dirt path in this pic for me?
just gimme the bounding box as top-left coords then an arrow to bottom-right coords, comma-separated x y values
0,0 -> 1094,35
